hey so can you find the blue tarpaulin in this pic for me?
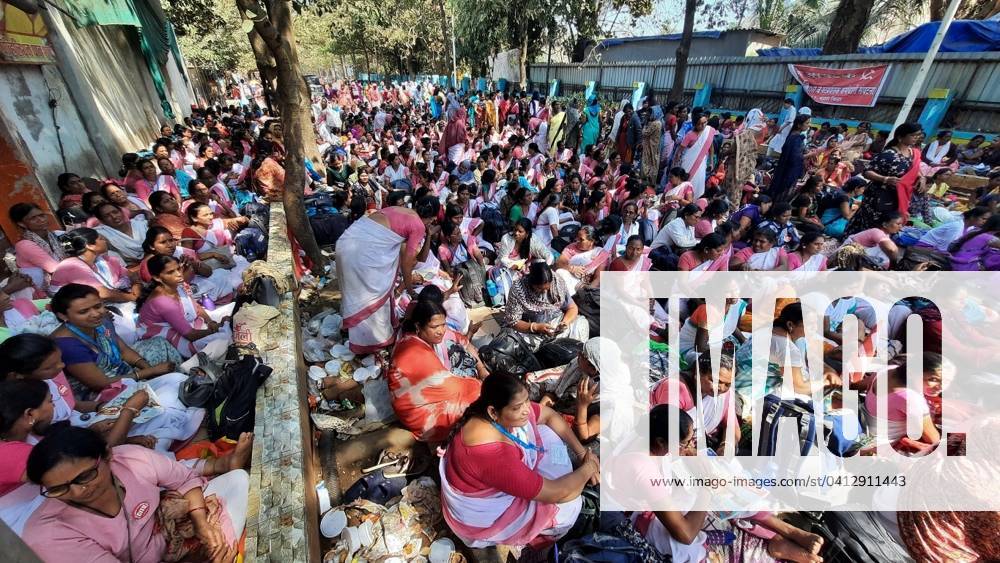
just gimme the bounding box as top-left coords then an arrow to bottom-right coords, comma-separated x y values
757,20 -> 1000,56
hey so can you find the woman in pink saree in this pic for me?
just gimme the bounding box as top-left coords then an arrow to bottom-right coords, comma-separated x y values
554,226 -> 608,296
676,109 -> 716,200
678,233 -> 731,272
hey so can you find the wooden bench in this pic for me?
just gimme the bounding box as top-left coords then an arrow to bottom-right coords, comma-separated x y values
948,174 -> 990,206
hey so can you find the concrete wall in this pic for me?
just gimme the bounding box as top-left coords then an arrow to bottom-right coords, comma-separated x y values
0,64 -> 108,203
589,31 -> 781,63
41,8 -> 181,174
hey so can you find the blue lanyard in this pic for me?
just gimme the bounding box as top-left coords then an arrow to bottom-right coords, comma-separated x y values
491,421 -> 545,453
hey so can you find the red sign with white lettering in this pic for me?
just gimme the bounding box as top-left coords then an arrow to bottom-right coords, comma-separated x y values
788,64 -> 892,108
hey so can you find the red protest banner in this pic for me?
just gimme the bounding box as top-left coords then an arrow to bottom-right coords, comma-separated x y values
787,64 -> 892,108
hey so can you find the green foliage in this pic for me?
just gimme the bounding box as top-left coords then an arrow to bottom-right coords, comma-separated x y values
167,0 -> 256,73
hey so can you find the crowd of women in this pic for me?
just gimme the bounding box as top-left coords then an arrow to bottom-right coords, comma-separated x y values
313,79 -> 999,561
2,75 -> 998,562
0,108 -> 289,561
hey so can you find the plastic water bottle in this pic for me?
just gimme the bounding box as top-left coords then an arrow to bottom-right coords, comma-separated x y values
200,293 -> 216,311
485,280 -> 498,306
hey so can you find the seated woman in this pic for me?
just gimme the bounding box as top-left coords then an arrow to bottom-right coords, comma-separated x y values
734,303 -> 839,409
137,256 -> 233,360
729,195 -> 772,242
56,172 -> 89,210
100,181 -> 152,221
385,300 -> 482,442
440,373 -> 598,548
840,212 -> 904,269
818,178 -> 866,239
0,379 -> 51,535
816,150 -> 853,188
491,218 -> 552,300
787,232 -> 828,271
127,158 -> 160,202
662,167 -> 696,212
93,202 -> 149,267
730,229 -> 789,271
947,215 -> 1000,271
503,262 -> 589,351
755,202 -> 799,250
650,353 -> 740,454
49,228 -> 141,342
140,226 -> 238,303
10,202 -> 66,291
609,235 -> 651,272
438,220 -> 486,277
862,354 -> 941,452
182,203 -> 250,278
677,298 -> 748,366
23,427 -> 249,563
49,284 -> 201,453
554,225 -> 608,295
533,193 -> 562,249
651,203 -> 702,255
0,290 -> 46,343
149,191 -> 189,240
629,405 -> 823,562
183,181 -> 248,232
678,233 -> 730,272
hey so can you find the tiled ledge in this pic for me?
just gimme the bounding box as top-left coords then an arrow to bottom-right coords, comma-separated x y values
245,202 -> 321,562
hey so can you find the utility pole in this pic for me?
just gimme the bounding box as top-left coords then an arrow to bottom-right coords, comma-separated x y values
891,0 -> 963,136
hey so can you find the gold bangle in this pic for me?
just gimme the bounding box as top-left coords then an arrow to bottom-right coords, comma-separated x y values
122,406 -> 141,417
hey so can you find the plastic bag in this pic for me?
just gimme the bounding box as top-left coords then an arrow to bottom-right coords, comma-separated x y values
362,378 -> 396,424
304,337 -> 334,362
320,313 -> 344,338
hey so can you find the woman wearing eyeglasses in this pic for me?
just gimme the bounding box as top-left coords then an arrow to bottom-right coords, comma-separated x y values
23,426 -> 248,563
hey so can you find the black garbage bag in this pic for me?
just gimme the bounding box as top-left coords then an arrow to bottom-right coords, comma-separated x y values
535,338 -> 584,368
479,330 -> 541,377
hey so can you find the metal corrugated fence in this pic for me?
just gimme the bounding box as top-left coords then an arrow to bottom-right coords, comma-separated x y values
528,53 -> 1000,132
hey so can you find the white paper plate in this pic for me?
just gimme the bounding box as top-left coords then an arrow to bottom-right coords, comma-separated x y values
320,509 -> 347,538
308,365 -> 327,381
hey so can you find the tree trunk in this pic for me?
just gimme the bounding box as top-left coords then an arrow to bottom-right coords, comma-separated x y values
519,33 -> 528,89
671,0 -> 697,101
437,0 -> 450,76
821,0 -> 875,55
958,0 -> 1000,19
248,29 -> 278,112
239,0 -> 325,273
929,0 -> 945,20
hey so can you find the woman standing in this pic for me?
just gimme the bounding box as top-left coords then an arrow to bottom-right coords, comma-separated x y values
580,96 -> 601,154
676,109 -> 717,200
386,300 -> 483,442
137,256 -> 231,359
336,196 -> 440,354
767,114 -> 812,202
845,122 -> 923,236
10,203 -> 66,290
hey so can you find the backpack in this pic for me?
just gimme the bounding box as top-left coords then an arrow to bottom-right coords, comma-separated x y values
560,533 -> 649,563
205,352 -> 273,441
572,287 -> 601,338
563,486 -> 601,542
479,330 -> 542,377
234,226 -> 268,262
808,511 -> 911,563
757,394 -> 817,456
479,204 -> 508,245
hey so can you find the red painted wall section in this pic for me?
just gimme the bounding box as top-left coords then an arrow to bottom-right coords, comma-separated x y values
0,125 -> 56,242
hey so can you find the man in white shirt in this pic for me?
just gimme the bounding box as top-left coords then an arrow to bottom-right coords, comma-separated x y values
767,98 -> 797,157
651,204 -> 702,252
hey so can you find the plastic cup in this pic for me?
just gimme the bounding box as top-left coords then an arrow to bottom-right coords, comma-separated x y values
429,537 -> 456,563
320,509 -> 347,538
